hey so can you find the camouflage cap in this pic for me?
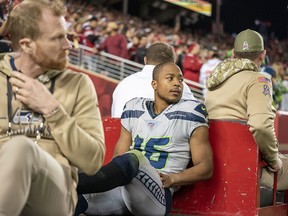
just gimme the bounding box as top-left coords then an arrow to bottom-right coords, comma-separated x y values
234,29 -> 264,52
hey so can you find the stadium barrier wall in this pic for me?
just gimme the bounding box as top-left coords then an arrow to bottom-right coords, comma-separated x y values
102,118 -> 288,216
68,64 -> 117,117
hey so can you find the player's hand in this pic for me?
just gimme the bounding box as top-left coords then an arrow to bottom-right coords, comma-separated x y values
267,157 -> 283,172
10,71 -> 60,115
159,172 -> 174,188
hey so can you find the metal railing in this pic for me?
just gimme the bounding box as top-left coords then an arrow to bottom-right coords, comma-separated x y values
68,43 -> 205,102
69,43 -> 143,80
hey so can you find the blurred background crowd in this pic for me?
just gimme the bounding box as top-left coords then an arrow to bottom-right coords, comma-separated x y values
0,0 -> 288,110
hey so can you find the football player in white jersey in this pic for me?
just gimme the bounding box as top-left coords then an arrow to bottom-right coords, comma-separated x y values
76,62 -> 213,216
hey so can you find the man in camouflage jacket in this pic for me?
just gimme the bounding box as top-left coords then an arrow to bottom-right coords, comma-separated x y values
205,29 -> 288,191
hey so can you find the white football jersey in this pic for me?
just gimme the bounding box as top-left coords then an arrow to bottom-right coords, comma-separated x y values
121,97 -> 208,174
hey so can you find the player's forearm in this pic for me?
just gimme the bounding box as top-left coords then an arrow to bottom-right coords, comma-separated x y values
169,161 -> 213,186
113,140 -> 131,157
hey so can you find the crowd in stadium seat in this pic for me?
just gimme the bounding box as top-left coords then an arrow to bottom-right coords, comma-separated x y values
0,0 -> 288,110
64,1 -> 287,62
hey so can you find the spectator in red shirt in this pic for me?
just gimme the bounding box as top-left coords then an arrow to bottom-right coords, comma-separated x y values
182,43 -> 203,83
81,16 -> 99,70
83,16 -> 99,49
97,22 -> 129,59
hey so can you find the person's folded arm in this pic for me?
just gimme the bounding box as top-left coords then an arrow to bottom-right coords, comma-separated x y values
247,80 -> 279,166
45,74 -> 105,175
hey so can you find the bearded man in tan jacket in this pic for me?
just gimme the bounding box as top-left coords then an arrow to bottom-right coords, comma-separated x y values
0,1 -> 105,215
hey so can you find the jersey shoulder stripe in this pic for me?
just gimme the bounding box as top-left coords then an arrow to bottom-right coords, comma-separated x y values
165,99 -> 208,123
165,111 -> 206,123
121,97 -> 146,119
122,110 -> 145,119
194,103 -> 208,117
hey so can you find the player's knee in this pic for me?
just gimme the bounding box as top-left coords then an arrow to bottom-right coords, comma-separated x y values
129,149 -> 150,167
112,152 -> 140,184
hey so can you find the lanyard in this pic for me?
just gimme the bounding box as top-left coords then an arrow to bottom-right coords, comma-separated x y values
6,58 -> 56,140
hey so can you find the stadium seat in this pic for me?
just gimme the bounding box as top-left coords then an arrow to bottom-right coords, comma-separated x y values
103,118 -> 288,215
170,120 -> 288,216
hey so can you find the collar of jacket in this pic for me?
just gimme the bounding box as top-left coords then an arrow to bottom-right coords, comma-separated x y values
206,58 -> 258,89
0,53 -> 63,83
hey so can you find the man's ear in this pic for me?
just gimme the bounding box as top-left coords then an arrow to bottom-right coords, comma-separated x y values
19,38 -> 33,54
256,50 -> 266,66
144,56 -> 147,65
232,49 -> 235,58
259,50 -> 266,61
151,80 -> 157,91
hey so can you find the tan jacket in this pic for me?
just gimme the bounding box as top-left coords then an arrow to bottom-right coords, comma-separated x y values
0,54 -> 105,204
205,58 -> 278,165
